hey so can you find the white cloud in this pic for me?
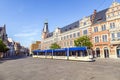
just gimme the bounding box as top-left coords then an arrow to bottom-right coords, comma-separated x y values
14,32 -> 36,37
14,29 -> 39,37
13,25 -> 41,47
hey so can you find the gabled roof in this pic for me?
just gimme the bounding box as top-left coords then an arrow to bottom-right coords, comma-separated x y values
46,8 -> 109,38
92,8 -> 108,25
46,21 -> 80,38
60,21 -> 80,33
47,32 -> 53,38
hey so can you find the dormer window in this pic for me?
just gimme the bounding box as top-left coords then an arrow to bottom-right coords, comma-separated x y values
97,17 -> 102,21
69,27 -> 72,30
74,25 -> 77,28
65,29 -> 67,31
84,22 -> 86,25
107,15 -> 110,18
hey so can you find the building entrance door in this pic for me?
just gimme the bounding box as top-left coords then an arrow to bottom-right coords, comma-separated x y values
104,47 -> 109,58
117,46 -> 120,58
96,48 -> 100,57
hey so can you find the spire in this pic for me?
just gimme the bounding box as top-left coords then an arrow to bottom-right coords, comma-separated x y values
43,21 -> 49,33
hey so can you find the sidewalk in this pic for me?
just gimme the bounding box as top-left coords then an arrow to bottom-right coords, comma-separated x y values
95,58 -> 120,63
0,55 -> 28,62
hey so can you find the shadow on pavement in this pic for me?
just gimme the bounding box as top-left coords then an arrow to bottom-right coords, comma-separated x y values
0,55 -> 28,63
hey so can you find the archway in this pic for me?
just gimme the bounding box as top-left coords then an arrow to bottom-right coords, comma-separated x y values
104,47 -> 109,58
117,46 -> 120,58
96,48 -> 100,57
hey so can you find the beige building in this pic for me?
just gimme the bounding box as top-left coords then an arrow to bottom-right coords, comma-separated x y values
40,1 -> 120,59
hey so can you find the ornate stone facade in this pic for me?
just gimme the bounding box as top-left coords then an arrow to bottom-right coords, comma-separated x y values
40,1 -> 120,58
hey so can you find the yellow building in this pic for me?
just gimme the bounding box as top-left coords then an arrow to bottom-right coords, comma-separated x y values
30,41 -> 41,54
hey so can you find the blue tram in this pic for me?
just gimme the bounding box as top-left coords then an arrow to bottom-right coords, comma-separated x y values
32,47 -> 94,62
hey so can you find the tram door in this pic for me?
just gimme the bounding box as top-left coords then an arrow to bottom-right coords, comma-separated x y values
104,47 -> 109,58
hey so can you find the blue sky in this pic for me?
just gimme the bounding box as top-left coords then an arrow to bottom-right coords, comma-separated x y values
0,0 -> 118,47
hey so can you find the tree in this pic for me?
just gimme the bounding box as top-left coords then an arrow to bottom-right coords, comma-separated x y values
0,39 -> 9,53
74,36 -> 93,48
50,43 -> 61,49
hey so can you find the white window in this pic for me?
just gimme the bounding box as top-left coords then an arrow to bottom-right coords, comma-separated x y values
117,32 -> 120,39
95,36 -> 99,43
101,25 -> 106,31
70,41 -> 73,46
94,27 -> 98,32
70,34 -> 72,38
73,33 -> 76,38
102,35 -> 107,42
84,22 -> 86,25
111,33 -> 115,40
64,36 -> 66,40
110,23 -> 115,29
77,32 -> 80,37
83,30 -> 88,35
64,42 -> 66,46
61,37 -> 63,40
67,35 -> 69,39
67,41 -> 69,46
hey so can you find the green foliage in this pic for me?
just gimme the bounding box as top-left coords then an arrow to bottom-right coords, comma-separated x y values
74,36 -> 93,48
0,39 -> 9,52
50,43 -> 61,49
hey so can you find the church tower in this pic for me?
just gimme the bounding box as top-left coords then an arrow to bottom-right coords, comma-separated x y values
42,21 -> 49,39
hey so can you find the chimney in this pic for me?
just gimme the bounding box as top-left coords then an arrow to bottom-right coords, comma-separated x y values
91,9 -> 97,24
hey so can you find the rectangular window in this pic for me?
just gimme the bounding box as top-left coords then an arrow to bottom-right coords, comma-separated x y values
84,22 -> 86,25
64,36 -> 67,40
73,33 -> 76,38
102,35 -> 107,42
117,32 -> 120,39
95,36 -> 99,43
77,32 -> 80,37
83,30 -> 88,35
101,25 -> 106,31
70,34 -> 72,38
70,41 -> 73,46
111,33 -> 115,40
113,23 -> 115,28
67,41 -> 69,46
110,23 -> 115,29
94,27 -> 98,32
64,42 -> 66,46
61,37 -> 63,40
67,35 -> 69,39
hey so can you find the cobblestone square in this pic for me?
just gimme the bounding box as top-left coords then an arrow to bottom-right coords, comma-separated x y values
0,57 -> 120,80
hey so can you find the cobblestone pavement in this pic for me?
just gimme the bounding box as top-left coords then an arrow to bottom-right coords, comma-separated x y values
0,57 -> 120,80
